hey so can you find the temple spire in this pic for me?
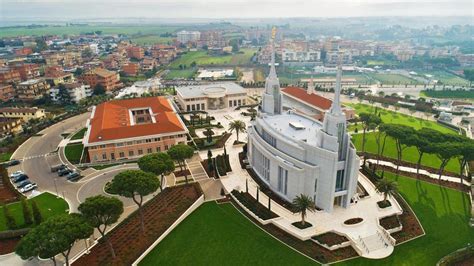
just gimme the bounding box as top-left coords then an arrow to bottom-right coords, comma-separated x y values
261,26 -> 282,115
329,56 -> 343,115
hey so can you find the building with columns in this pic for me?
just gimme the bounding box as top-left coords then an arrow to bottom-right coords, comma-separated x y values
247,40 -> 360,212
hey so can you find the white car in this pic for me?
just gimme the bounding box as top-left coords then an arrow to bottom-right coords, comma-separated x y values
10,171 -> 24,179
20,183 -> 37,193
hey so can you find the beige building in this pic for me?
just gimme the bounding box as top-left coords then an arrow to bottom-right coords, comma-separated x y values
0,107 -> 46,121
17,79 -> 51,101
176,82 -> 247,112
83,97 -> 188,163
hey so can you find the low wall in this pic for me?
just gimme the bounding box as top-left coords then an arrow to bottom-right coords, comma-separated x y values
132,194 -> 205,265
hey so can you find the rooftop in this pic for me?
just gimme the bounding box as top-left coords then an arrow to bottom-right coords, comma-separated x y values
261,111 -> 322,146
282,86 -> 333,110
86,96 -> 186,144
176,82 -> 246,99
0,107 -> 43,113
19,79 -> 44,85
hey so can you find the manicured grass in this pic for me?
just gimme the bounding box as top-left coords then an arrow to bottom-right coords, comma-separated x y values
418,71 -> 470,86
64,143 -> 84,164
339,172 -> 474,266
164,68 -> 197,80
0,152 -> 12,163
139,202 -> 315,265
421,89 -> 474,99
70,128 -> 87,140
169,48 -> 256,69
349,103 -> 456,134
0,192 -> 68,231
130,35 -> 173,45
352,133 -> 460,173
367,73 -> 419,85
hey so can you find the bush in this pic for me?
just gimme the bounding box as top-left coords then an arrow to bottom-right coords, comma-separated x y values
31,200 -> 42,225
20,198 -> 33,225
3,204 -> 16,230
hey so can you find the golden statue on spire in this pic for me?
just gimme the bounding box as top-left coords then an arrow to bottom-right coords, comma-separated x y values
271,26 -> 277,40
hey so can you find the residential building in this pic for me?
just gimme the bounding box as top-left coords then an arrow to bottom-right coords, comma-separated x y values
0,117 -> 23,135
0,107 -> 46,121
151,45 -> 177,64
126,46 -> 145,60
14,47 -> 33,56
0,84 -> 15,102
177,31 -> 201,44
247,41 -> 360,212
122,63 -> 140,76
10,63 -> 40,81
0,68 -> 21,84
44,66 -> 74,86
50,82 -> 91,103
79,68 -> 122,92
17,79 -> 51,101
175,82 -> 247,111
83,96 -> 188,163
141,57 -> 158,71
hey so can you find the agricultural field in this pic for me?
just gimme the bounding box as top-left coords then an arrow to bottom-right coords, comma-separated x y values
0,24 -> 180,38
418,70 -> 470,86
421,89 -> 474,99
169,48 -> 257,69
367,73 -> 419,85
130,35 -> 174,45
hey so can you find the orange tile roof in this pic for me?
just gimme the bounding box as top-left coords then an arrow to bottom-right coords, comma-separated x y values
282,86 -> 333,110
87,97 -> 186,144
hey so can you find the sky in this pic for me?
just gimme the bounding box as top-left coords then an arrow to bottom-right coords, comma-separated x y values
0,0 -> 472,22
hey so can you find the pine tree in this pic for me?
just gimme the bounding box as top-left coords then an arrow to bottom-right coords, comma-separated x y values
31,200 -> 42,225
21,198 -> 33,225
3,204 -> 17,230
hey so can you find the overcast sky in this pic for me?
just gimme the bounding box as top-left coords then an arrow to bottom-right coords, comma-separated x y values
1,0 -> 472,22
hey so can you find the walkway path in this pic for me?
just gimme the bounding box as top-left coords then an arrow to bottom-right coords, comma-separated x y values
367,159 -> 471,186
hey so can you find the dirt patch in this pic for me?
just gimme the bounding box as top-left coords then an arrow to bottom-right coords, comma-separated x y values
380,215 -> 401,230
312,232 -> 349,247
390,193 -> 424,244
174,169 -> 191,178
72,183 -> 203,266
343,218 -> 363,225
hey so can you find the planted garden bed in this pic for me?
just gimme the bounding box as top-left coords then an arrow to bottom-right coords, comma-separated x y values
380,215 -> 401,230
377,200 -> 392,208
343,218 -> 363,225
0,237 -> 19,255
231,190 -> 277,220
390,193 -> 424,243
72,183 -> 203,266
292,221 -> 312,229
312,232 -> 349,247
174,169 -> 191,178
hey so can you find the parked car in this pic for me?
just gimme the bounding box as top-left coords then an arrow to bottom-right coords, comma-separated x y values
13,174 -> 28,183
51,164 -> 66,173
20,183 -> 37,193
58,168 -> 72,176
16,180 -> 32,188
6,160 -> 21,167
66,171 -> 80,180
10,170 -> 24,179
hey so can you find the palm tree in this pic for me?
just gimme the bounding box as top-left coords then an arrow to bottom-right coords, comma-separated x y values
292,194 -> 316,226
229,120 -> 246,143
375,179 -> 398,204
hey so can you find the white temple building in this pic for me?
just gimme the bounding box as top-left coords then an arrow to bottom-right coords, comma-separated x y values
247,38 -> 360,212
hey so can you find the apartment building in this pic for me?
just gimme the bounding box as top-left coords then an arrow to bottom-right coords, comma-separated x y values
17,79 -> 51,101
79,68 -> 122,91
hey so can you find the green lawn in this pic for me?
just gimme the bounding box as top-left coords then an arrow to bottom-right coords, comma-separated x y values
0,24 -> 180,38
418,71 -> 470,86
349,103 -> 456,134
64,143 -> 84,164
339,172 -> 474,266
352,133 -> 460,173
0,192 -> 68,231
164,68 -> 197,80
139,202 -> 315,265
0,152 -> 12,163
169,48 -> 256,69
367,73 -> 419,85
130,35 -> 173,45
70,128 -> 87,140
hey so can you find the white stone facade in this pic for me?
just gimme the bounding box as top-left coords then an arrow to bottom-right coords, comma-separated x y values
248,43 -> 360,212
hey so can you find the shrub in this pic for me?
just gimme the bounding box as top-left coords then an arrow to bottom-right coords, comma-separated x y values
20,198 -> 33,225
3,204 -> 17,230
31,200 -> 42,225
